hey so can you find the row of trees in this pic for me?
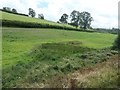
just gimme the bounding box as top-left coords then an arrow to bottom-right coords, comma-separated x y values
2,7 -> 92,29
28,8 -> 44,19
59,10 -> 93,29
2,7 -> 44,19
2,7 -> 17,13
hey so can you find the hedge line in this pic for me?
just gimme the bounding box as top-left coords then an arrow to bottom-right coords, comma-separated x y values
1,20 -> 75,29
1,20 -> 96,33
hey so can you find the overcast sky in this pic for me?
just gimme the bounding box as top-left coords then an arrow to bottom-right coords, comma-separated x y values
1,0 -> 119,28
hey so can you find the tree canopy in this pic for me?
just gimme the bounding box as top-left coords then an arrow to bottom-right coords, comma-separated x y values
38,14 -> 44,19
70,10 -> 93,29
59,13 -> 69,24
28,8 -> 36,17
79,12 -> 93,29
12,8 -> 17,13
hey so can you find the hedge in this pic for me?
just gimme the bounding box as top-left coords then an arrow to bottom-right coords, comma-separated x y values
1,19 -> 96,33
1,20 -> 75,29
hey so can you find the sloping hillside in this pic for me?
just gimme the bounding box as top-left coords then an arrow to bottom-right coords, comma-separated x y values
1,11 -> 76,29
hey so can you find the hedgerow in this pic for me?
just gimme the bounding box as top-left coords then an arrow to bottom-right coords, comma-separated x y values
1,19 -> 96,32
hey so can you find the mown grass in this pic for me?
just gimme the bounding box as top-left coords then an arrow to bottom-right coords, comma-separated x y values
47,55 -> 118,88
2,27 -> 118,88
2,41 -> 118,88
2,27 -> 117,68
72,55 -> 118,88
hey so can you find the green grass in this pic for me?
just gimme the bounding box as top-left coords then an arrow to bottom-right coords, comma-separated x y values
2,41 -> 118,87
1,11 -> 75,29
2,27 -> 117,68
2,27 -> 117,88
45,56 -> 118,88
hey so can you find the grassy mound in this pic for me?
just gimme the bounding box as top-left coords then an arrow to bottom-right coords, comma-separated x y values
2,41 -> 118,87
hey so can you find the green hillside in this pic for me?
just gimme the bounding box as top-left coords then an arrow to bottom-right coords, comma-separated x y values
1,11 -> 76,29
3,27 -> 116,68
1,11 -> 118,88
2,27 -> 117,88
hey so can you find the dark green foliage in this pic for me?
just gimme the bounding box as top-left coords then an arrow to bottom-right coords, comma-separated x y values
38,14 -> 44,19
70,10 -> 93,29
3,7 -> 11,12
61,63 -> 74,73
70,10 -> 80,28
1,19 -> 97,32
59,13 -> 69,24
12,8 -> 17,13
30,42 -> 91,61
28,8 -> 36,17
112,33 -> 120,50
80,54 -> 88,59
79,12 -> 93,29
2,42 -> 116,87
1,20 -> 78,30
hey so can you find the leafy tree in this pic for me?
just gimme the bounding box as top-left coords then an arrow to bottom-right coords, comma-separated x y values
38,14 -> 44,19
59,13 -> 69,24
28,8 -> 36,17
12,8 -> 17,13
3,7 -> 11,11
70,10 -> 80,28
70,10 -> 93,29
79,11 -> 93,29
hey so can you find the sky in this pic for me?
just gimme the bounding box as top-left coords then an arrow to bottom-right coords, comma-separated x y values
1,0 -> 119,29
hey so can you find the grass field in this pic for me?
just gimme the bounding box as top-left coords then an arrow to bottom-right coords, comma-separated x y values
1,11 -> 75,29
2,27 -> 118,88
3,27 -> 117,68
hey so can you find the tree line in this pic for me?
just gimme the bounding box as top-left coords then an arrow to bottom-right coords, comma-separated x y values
1,7 -> 93,29
58,10 -> 93,29
1,7 -> 44,19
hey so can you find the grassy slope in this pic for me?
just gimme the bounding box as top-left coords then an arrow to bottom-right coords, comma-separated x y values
1,10 -> 118,88
47,55 -> 118,88
1,11 -> 75,29
70,55 -> 118,88
3,27 -> 117,68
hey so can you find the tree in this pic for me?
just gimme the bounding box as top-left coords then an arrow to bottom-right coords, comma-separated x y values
3,7 -> 11,11
70,10 -> 80,28
38,14 -> 44,19
28,8 -> 36,17
12,8 -> 17,13
59,13 -> 69,24
112,33 -> 120,50
79,11 -> 93,29
70,10 -> 93,29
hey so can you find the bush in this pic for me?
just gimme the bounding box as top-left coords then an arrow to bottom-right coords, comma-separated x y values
112,33 -> 120,50
2,20 -> 78,30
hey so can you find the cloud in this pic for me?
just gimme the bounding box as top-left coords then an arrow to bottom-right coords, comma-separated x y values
1,0 -> 119,28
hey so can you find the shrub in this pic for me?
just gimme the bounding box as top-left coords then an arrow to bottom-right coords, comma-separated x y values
81,54 -> 88,59
2,20 -> 77,30
112,33 -> 120,50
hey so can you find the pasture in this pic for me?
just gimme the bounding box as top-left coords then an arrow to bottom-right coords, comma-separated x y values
1,11 -> 75,29
3,27 -> 116,67
2,27 -> 118,88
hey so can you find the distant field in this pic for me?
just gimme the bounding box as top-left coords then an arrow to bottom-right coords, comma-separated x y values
1,11 -> 75,29
3,27 -> 116,68
2,27 -> 117,88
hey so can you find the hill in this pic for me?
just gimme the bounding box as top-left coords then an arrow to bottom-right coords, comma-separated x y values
1,11 -> 77,30
1,11 -> 118,88
2,27 -> 117,87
